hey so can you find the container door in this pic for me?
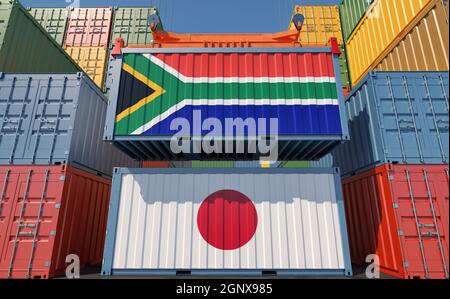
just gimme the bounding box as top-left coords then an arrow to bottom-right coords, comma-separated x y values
0,166 -> 63,279
378,74 -> 435,164
390,165 -> 449,279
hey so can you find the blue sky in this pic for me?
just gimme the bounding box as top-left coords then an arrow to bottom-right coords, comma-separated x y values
21,0 -> 341,33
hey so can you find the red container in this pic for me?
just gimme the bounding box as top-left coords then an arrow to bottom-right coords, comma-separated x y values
141,161 -> 171,168
64,8 -> 113,47
342,164 -> 449,279
0,165 -> 111,279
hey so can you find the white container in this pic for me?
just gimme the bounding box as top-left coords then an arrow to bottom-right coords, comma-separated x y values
102,168 -> 352,276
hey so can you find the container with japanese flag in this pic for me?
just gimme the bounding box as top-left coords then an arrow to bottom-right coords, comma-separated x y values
101,168 -> 353,276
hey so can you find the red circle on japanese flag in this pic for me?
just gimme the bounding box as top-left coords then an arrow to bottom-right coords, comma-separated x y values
197,189 -> 258,250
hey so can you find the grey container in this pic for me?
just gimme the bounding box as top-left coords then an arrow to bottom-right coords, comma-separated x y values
322,71 -> 449,177
0,73 -> 138,176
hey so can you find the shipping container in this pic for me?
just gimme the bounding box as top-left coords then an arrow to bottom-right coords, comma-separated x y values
346,0 -> 442,87
0,1 -> 81,73
0,164 -> 111,279
104,48 -> 349,161
282,161 -> 311,168
339,0 -> 373,42
338,45 -> 351,89
141,161 -> 170,168
28,8 -> 69,46
101,168 -> 352,276
64,7 -> 113,47
110,7 -> 159,46
65,46 -> 108,89
235,161 -> 282,168
327,71 -> 449,177
343,163 -> 449,279
192,161 -> 235,168
288,5 -> 343,45
374,0 -> 449,75
0,73 -> 138,176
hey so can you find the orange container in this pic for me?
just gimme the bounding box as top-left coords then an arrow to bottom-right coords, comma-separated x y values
0,165 -> 111,279
342,164 -> 449,279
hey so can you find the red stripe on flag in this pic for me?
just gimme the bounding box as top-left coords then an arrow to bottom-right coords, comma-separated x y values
152,52 -> 336,78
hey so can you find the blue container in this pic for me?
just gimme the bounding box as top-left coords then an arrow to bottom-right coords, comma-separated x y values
320,71 -> 449,176
0,73 -> 138,176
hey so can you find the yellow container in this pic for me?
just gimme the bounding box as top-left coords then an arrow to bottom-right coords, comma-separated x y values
346,0 -> 440,87
64,46 -> 108,89
289,5 -> 343,46
375,0 -> 448,73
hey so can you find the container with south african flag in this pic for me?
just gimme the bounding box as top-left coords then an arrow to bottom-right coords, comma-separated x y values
104,47 -> 349,161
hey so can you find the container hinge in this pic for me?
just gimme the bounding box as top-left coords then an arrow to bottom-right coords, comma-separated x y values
398,230 -> 404,236
403,261 -> 409,268
50,230 -> 57,236
55,203 -> 61,209
393,203 -> 399,209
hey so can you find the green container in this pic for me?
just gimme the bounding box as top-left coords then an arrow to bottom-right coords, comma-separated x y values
110,7 -> 161,46
28,7 -> 69,46
282,161 -> 311,168
339,0 -> 373,42
338,45 -> 351,89
192,161 -> 235,168
0,1 -> 80,73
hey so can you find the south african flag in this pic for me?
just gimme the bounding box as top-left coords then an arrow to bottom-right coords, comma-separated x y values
114,52 -> 342,136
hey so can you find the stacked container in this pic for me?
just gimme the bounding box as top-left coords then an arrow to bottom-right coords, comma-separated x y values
28,8 -> 70,46
0,73 -> 138,279
289,5 -> 351,93
63,8 -> 113,90
0,2 -> 138,279
100,12 -> 354,277
315,0 -> 450,279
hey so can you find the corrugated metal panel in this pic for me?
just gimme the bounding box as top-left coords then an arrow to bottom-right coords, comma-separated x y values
343,164 -> 449,279
102,168 -> 352,276
110,7 -> 158,46
105,48 -> 349,161
0,165 -> 111,279
0,1 -> 81,73
28,8 -> 69,46
374,0 -> 449,74
329,72 -> 449,177
65,46 -> 108,89
289,5 -> 343,45
346,0 -> 438,87
64,7 -> 113,47
339,0 -> 373,42
192,161 -> 235,168
0,73 -> 138,176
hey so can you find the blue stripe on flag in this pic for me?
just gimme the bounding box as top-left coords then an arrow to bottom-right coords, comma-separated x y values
142,105 -> 342,136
